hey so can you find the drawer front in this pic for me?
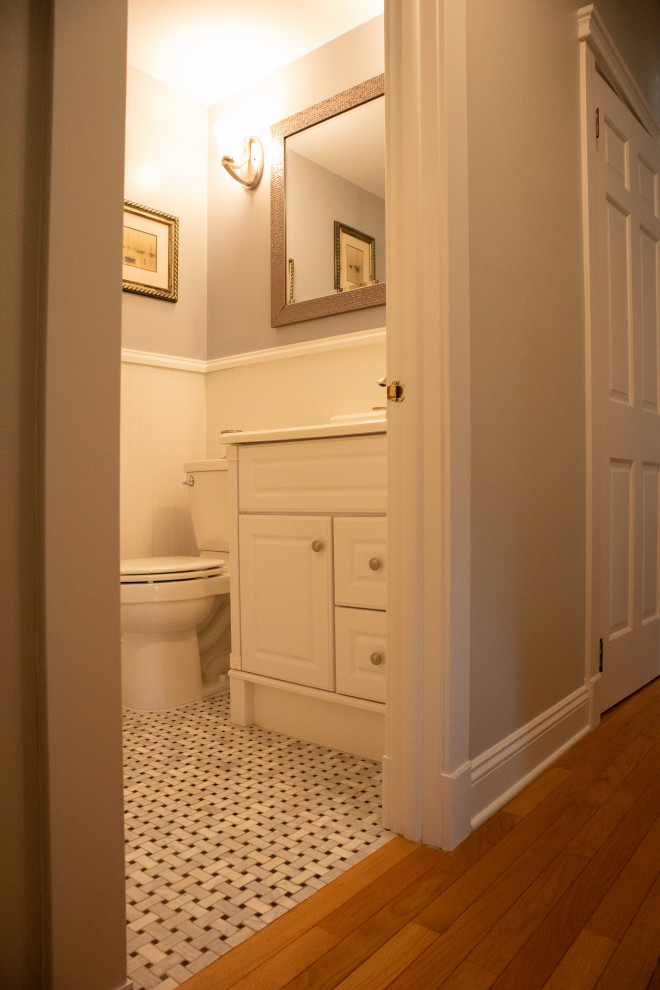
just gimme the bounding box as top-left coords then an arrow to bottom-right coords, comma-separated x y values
335,606 -> 386,703
238,435 -> 386,513
334,516 -> 386,610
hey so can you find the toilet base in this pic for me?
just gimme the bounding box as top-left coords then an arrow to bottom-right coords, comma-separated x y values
121,629 -> 203,711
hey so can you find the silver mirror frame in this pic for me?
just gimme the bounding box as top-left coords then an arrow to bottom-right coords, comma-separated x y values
271,74 -> 385,328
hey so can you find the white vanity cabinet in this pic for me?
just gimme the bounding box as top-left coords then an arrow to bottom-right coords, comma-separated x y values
226,426 -> 387,759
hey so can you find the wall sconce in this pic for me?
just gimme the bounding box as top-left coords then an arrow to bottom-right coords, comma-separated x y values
214,120 -> 263,190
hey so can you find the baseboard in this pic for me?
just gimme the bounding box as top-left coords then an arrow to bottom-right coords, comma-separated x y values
470,685 -> 590,828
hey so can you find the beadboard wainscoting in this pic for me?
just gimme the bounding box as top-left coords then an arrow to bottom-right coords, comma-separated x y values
120,361 -> 207,560
205,329 -> 387,458
120,329 -> 386,559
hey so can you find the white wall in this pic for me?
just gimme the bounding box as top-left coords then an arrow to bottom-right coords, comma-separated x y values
207,16 -> 385,358
467,0 -> 587,759
123,66 -> 208,360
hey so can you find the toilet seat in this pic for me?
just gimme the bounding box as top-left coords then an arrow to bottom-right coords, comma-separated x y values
121,555 -> 227,584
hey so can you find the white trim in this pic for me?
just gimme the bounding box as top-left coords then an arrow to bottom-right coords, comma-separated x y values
120,348 -> 207,373
578,4 -> 660,140
229,669 -> 385,714
205,327 -> 386,372
121,328 -> 386,374
384,0 -> 471,850
470,687 -> 591,828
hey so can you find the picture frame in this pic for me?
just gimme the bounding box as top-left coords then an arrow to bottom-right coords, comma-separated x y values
334,221 -> 376,292
122,201 -> 178,302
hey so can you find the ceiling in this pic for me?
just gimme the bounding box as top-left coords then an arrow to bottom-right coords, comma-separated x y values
127,0 -> 384,106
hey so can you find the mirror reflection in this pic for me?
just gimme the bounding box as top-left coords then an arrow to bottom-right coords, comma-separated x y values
285,96 -> 385,304
271,75 -> 385,327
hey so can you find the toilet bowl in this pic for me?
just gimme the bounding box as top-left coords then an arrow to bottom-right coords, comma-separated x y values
120,556 -> 230,711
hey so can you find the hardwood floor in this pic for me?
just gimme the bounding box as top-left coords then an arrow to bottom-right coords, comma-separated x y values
181,677 -> 660,989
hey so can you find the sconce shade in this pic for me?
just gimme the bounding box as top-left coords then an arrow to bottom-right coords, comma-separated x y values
214,121 -> 263,189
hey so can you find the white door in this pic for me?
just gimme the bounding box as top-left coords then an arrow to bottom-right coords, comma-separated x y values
587,71 -> 660,713
239,514 -> 334,689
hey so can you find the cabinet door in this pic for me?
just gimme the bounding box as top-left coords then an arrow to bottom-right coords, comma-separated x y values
334,516 -> 387,609
239,514 -> 334,689
335,606 -> 386,703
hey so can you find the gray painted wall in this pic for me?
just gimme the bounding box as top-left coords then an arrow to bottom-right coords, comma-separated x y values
207,16 -> 385,359
467,0 -> 587,757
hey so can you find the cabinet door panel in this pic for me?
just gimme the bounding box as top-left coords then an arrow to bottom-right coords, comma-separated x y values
239,515 -> 334,689
334,516 -> 387,609
335,606 -> 386,703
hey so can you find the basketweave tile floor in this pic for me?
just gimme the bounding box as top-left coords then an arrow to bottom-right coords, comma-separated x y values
123,691 -> 390,990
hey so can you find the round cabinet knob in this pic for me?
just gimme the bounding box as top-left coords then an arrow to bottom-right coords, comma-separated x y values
311,540 -> 324,552
182,475 -> 194,487
370,652 -> 383,666
368,557 -> 382,571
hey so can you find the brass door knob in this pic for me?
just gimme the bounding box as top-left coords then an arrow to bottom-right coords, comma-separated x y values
311,540 -> 323,552
370,652 -> 383,666
369,557 -> 382,571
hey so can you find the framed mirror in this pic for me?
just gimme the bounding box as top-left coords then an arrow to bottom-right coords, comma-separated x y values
271,75 -> 385,327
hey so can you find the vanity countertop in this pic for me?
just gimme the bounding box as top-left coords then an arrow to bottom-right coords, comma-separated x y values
221,415 -> 386,446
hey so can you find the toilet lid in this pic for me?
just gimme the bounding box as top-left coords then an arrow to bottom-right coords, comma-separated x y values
120,556 -> 227,583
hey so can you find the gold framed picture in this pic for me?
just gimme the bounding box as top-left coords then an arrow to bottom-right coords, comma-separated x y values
122,201 -> 178,302
334,221 -> 376,292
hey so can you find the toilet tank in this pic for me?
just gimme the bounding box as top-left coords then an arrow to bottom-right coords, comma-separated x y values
183,459 -> 229,553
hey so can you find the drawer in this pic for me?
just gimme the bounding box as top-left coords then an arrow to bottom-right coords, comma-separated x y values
334,516 -> 386,610
335,606 -> 386,703
238,435 -> 386,513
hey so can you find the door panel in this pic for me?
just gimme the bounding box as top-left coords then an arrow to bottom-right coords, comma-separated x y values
590,72 -> 660,712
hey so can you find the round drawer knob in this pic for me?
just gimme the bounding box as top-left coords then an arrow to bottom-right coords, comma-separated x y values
370,652 -> 383,666
368,557 -> 382,571
311,540 -> 324,552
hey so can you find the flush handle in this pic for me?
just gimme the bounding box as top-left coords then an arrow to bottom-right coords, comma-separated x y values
311,540 -> 324,552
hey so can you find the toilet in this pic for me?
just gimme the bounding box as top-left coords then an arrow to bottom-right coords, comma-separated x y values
120,459 -> 231,711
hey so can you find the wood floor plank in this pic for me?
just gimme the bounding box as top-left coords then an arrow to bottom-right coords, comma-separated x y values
501,766 -> 572,817
318,843 -> 445,939
438,960 -> 496,989
285,814 -> 520,990
416,721 -> 658,938
585,808 -> 660,941
485,769 -> 660,989
467,851 -> 588,974
333,922 -> 438,990
594,873 -> 660,989
539,930 -> 617,990
416,798 -> 595,935
228,926 -> 339,990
